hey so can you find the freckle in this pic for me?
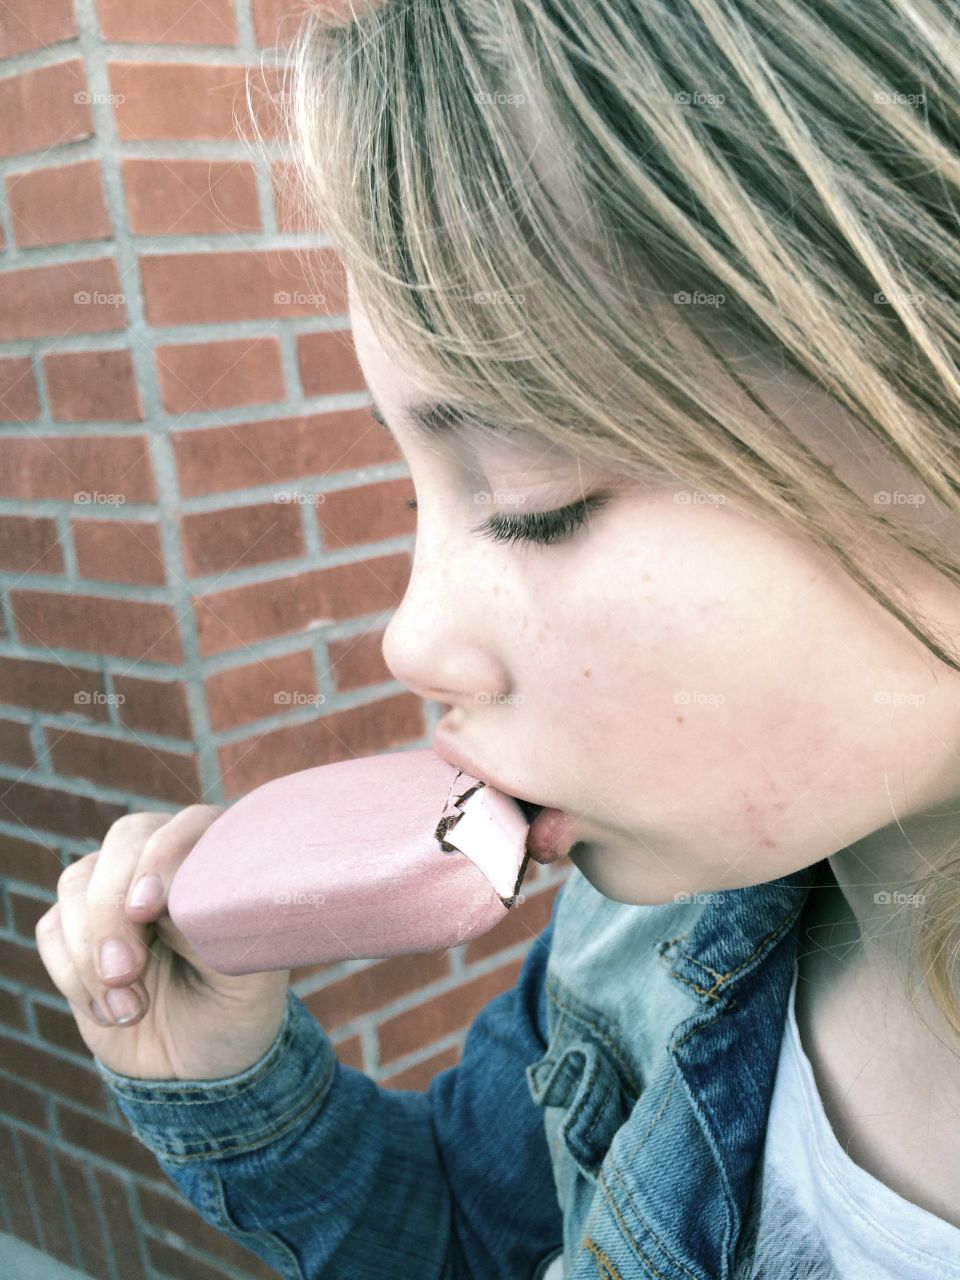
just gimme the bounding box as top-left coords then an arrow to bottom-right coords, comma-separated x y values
675,715 -> 684,724
760,837 -> 777,849
583,668 -> 592,678
642,574 -> 652,583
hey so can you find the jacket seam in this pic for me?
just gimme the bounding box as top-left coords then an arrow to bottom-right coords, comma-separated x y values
150,1049 -> 337,1163
545,980 -> 643,1097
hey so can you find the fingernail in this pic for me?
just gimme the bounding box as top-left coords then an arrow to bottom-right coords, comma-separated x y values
104,987 -> 142,1024
128,873 -> 162,912
99,938 -> 135,981
89,998 -> 112,1027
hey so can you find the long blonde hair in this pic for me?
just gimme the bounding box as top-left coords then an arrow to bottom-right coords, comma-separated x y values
259,0 -> 960,1035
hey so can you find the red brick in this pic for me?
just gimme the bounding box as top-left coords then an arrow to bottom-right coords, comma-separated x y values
0,934 -> 50,990
180,499 -> 303,576
0,717 -> 34,768
0,514 -> 65,573
463,883 -> 563,964
45,726 -> 201,805
217,690 -> 423,796
7,159 -> 110,248
93,1169 -> 150,1280
58,1152 -> 112,1279
0,1127 -> 40,1245
9,591 -> 183,663
194,552 -> 410,656
113,674 -> 192,739
0,0 -> 77,57
18,1130 -> 76,1266
317,476 -> 416,550
296,327 -> 367,397
378,957 -> 525,1065
271,157 -> 313,233
156,336 -> 283,413
252,0 -> 314,47
381,1044 -> 461,1091
4,1034 -> 107,1113
332,1032 -> 363,1071
0,433 -> 155,501
139,246 -> 346,326
0,985 -> 28,1034
139,1184 -> 284,1277
58,1103 -> 161,1179
301,952 -> 448,1031
204,647 -> 316,733
122,156 -> 260,236
33,997 -> 96,1059
0,258 -> 126,341
0,1074 -> 44,1125
43,347 -> 142,422
173,406 -> 398,498
0,780 -> 125,843
0,656 -> 109,722
95,0 -> 238,45
108,61 -> 276,143
0,355 -> 40,421
327,626 -> 390,692
0,831 -> 67,891
73,518 -> 165,585
0,59 -> 92,159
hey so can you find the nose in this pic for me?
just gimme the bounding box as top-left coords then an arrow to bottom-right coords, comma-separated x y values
381,531 -> 512,711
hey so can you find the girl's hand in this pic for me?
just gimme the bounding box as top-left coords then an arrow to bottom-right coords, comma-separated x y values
36,806 -> 292,1081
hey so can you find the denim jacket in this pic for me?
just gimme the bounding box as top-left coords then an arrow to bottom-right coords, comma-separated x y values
94,856 -> 821,1280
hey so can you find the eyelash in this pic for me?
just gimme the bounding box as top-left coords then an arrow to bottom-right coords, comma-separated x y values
403,494 -> 611,547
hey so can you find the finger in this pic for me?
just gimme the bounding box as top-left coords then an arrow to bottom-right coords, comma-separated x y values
56,854 -> 151,1025
117,804 -> 226,968
35,901 -> 116,1029
85,812 -> 174,987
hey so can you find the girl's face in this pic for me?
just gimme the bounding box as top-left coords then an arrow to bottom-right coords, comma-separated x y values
348,281 -> 960,905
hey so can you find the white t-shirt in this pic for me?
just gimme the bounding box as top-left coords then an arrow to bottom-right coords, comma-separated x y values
733,961 -> 960,1278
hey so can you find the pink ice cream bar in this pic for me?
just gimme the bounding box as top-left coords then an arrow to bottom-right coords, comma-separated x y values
167,749 -> 534,975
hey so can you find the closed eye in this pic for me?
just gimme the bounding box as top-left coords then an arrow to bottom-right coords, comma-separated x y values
404,494 -> 611,547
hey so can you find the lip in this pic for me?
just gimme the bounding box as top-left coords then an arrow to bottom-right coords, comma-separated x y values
432,729 -> 546,812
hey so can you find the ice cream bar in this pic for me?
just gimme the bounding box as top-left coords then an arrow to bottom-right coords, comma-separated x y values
167,749 -> 533,975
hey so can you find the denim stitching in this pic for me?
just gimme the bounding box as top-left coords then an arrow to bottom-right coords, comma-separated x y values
151,1050 -> 337,1163
661,906 -> 802,1003
595,1162 -> 704,1280
582,1234 -> 626,1279
206,1164 -> 305,1279
546,979 -> 643,1097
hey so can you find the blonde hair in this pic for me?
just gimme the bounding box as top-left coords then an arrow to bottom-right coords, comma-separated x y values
260,0 -> 960,1036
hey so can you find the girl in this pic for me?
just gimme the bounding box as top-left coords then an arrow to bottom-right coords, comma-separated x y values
36,2 -> 960,1276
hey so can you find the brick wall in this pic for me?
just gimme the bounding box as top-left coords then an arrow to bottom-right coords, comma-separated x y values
0,3 -> 570,1277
